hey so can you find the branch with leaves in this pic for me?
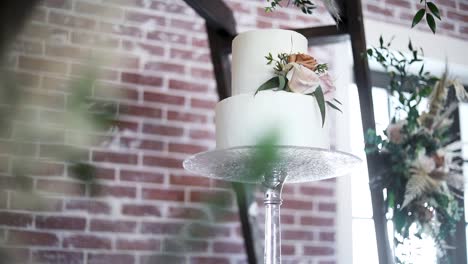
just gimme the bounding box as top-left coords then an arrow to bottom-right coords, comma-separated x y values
366,36 -> 438,131
412,1 -> 441,34
265,0 -> 443,34
264,0 -> 341,22
265,0 -> 316,14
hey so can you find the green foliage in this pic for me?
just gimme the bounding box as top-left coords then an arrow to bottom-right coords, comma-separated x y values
412,1 -> 442,33
326,101 -> 342,113
0,61 -> 117,202
265,52 -> 289,73
426,13 -> 436,34
69,162 -> 96,183
427,2 -> 441,20
264,0 -> 282,13
292,0 -> 316,15
265,0 -> 316,15
278,75 -> 287,91
366,36 -> 438,132
67,67 -> 116,131
364,129 -> 383,154
366,36 -> 463,263
312,86 -> 326,127
247,130 -> 281,181
315,63 -> 328,74
265,0 -> 442,34
412,9 -> 426,28
255,76 -> 279,95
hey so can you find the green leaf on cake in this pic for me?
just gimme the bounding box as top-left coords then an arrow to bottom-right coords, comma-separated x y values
278,75 -> 286,90
314,86 -> 326,127
326,101 -> 342,113
255,76 -> 279,95
333,98 -> 342,105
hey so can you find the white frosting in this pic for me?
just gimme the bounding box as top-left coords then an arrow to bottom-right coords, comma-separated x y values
231,29 -> 308,95
216,91 -> 329,149
215,29 -> 329,149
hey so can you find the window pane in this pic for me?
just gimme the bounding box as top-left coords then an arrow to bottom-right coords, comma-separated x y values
372,87 -> 390,138
349,86 -> 391,218
348,85 -> 374,218
352,218 -> 379,264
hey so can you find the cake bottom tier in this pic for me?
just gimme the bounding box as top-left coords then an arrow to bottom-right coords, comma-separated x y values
215,91 -> 330,149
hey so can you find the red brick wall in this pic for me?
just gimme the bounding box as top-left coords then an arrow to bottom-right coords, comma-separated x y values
0,0 -> 466,264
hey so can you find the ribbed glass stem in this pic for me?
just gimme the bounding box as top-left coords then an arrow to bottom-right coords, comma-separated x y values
263,180 -> 283,264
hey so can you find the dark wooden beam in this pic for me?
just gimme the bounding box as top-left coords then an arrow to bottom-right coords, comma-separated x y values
206,25 -> 234,100
453,190 -> 467,264
344,0 -> 392,263
183,0 -> 236,36
0,0 -> 42,58
293,25 -> 349,46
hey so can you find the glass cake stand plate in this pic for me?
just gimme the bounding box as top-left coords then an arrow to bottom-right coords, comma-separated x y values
183,146 -> 362,264
183,146 -> 362,183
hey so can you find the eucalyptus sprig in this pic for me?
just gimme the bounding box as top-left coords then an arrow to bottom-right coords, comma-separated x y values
265,52 -> 290,73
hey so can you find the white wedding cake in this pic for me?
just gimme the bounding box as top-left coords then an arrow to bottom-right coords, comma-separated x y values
215,29 -> 330,149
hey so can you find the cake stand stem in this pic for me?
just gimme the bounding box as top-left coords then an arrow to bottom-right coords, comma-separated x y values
263,176 -> 284,264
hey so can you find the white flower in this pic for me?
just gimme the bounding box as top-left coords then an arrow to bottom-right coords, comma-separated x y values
402,150 -> 443,208
414,150 -> 436,174
453,79 -> 468,101
286,63 -> 320,94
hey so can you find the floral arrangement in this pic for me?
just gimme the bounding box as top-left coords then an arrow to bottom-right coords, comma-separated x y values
255,52 -> 342,126
366,37 -> 467,263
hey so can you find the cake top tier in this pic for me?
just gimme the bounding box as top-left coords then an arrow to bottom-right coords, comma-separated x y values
231,29 -> 308,95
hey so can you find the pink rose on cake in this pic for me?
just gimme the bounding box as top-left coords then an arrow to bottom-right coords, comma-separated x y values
319,73 -> 336,101
286,64 -> 336,101
286,63 -> 320,94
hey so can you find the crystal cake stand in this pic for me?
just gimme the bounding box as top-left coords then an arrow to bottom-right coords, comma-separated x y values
183,146 -> 361,264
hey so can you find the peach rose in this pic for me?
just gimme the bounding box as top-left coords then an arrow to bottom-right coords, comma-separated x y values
287,53 -> 318,71
286,63 -> 320,94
